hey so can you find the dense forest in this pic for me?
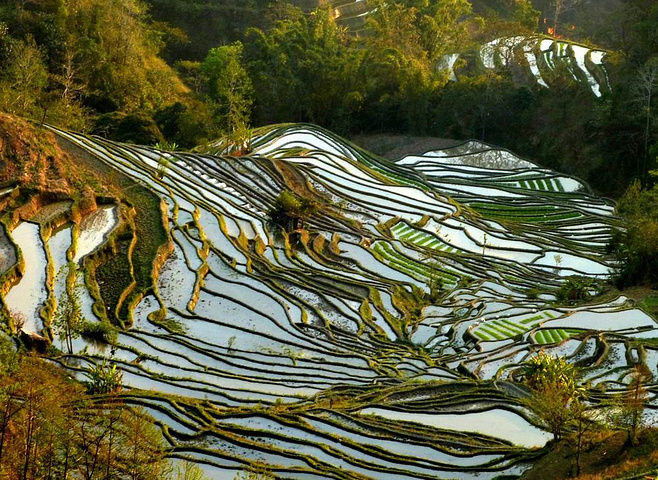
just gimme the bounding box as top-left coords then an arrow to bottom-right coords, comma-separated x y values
0,0 -> 656,197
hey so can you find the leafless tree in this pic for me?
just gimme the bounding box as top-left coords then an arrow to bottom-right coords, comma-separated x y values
633,57 -> 658,179
550,0 -> 585,36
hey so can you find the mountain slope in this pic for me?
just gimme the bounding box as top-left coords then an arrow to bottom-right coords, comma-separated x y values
0,123 -> 655,478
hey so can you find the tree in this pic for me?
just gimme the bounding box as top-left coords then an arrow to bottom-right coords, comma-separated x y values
606,0 -> 658,63
0,352 -> 184,479
511,0 -> 540,31
365,0 -> 425,60
605,365 -> 650,447
611,179 -> 658,287
93,111 -> 165,145
245,7 -> 362,133
633,57 -> 658,180
0,356 -> 81,478
72,400 -> 124,480
570,395 -> 597,476
155,101 -> 217,149
0,35 -> 48,117
419,0 -> 477,63
521,352 -> 584,441
268,190 -> 318,232
53,263 -> 85,354
624,366 -> 649,446
201,42 -> 253,153
46,35 -> 89,130
175,461 -> 208,480
547,0 -> 584,37
0,0 -> 188,122
115,407 -> 171,480
422,249 -> 443,302
175,61 -> 204,95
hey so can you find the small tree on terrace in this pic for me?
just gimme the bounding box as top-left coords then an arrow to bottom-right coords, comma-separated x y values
521,352 -> 584,441
268,190 -> 318,232
606,364 -> 650,447
53,263 -> 85,354
84,360 -> 123,395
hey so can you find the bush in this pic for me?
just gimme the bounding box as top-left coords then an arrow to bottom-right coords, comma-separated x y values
154,101 -> 217,148
84,359 -> 123,394
268,190 -> 318,231
555,277 -> 598,304
79,320 -> 118,345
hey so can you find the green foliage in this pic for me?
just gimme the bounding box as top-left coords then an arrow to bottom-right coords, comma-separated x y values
84,359 -> 123,395
0,335 -> 16,375
0,35 -> 48,118
607,0 -> 658,64
521,352 -> 585,440
0,0 -> 187,130
423,251 -> 444,302
555,276 -> 598,304
175,460 -> 209,480
155,101 -> 216,148
79,320 -> 118,345
604,365 -> 650,446
146,0 -> 274,63
157,156 -> 171,179
510,0 -> 540,30
611,180 -> 658,287
526,287 -> 541,300
268,190 -> 319,231
0,0 -> 652,191
0,354 -> 179,478
154,140 -> 180,151
523,352 -> 580,391
245,7 -> 363,133
53,263 -> 85,355
201,41 -> 253,151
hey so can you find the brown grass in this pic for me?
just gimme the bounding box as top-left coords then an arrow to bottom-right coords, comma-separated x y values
0,113 -> 117,207
521,429 -> 658,480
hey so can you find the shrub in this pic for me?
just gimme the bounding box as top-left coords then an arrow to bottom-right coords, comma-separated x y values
556,277 -> 598,304
84,359 -> 123,394
79,320 -> 118,345
268,190 -> 318,231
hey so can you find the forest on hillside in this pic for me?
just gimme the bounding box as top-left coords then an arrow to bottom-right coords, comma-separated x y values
0,0 -> 656,197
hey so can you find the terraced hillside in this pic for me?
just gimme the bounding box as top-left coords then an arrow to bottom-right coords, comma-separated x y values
476,36 -> 609,97
1,124 -> 656,478
329,0 -> 610,96
436,35 -> 609,97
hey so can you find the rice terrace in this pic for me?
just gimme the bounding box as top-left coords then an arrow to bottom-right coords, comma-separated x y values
0,114 -> 656,478
1,0 -> 658,477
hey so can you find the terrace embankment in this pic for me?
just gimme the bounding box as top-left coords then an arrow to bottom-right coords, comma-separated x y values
520,428 -> 658,479
0,114 -> 171,331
